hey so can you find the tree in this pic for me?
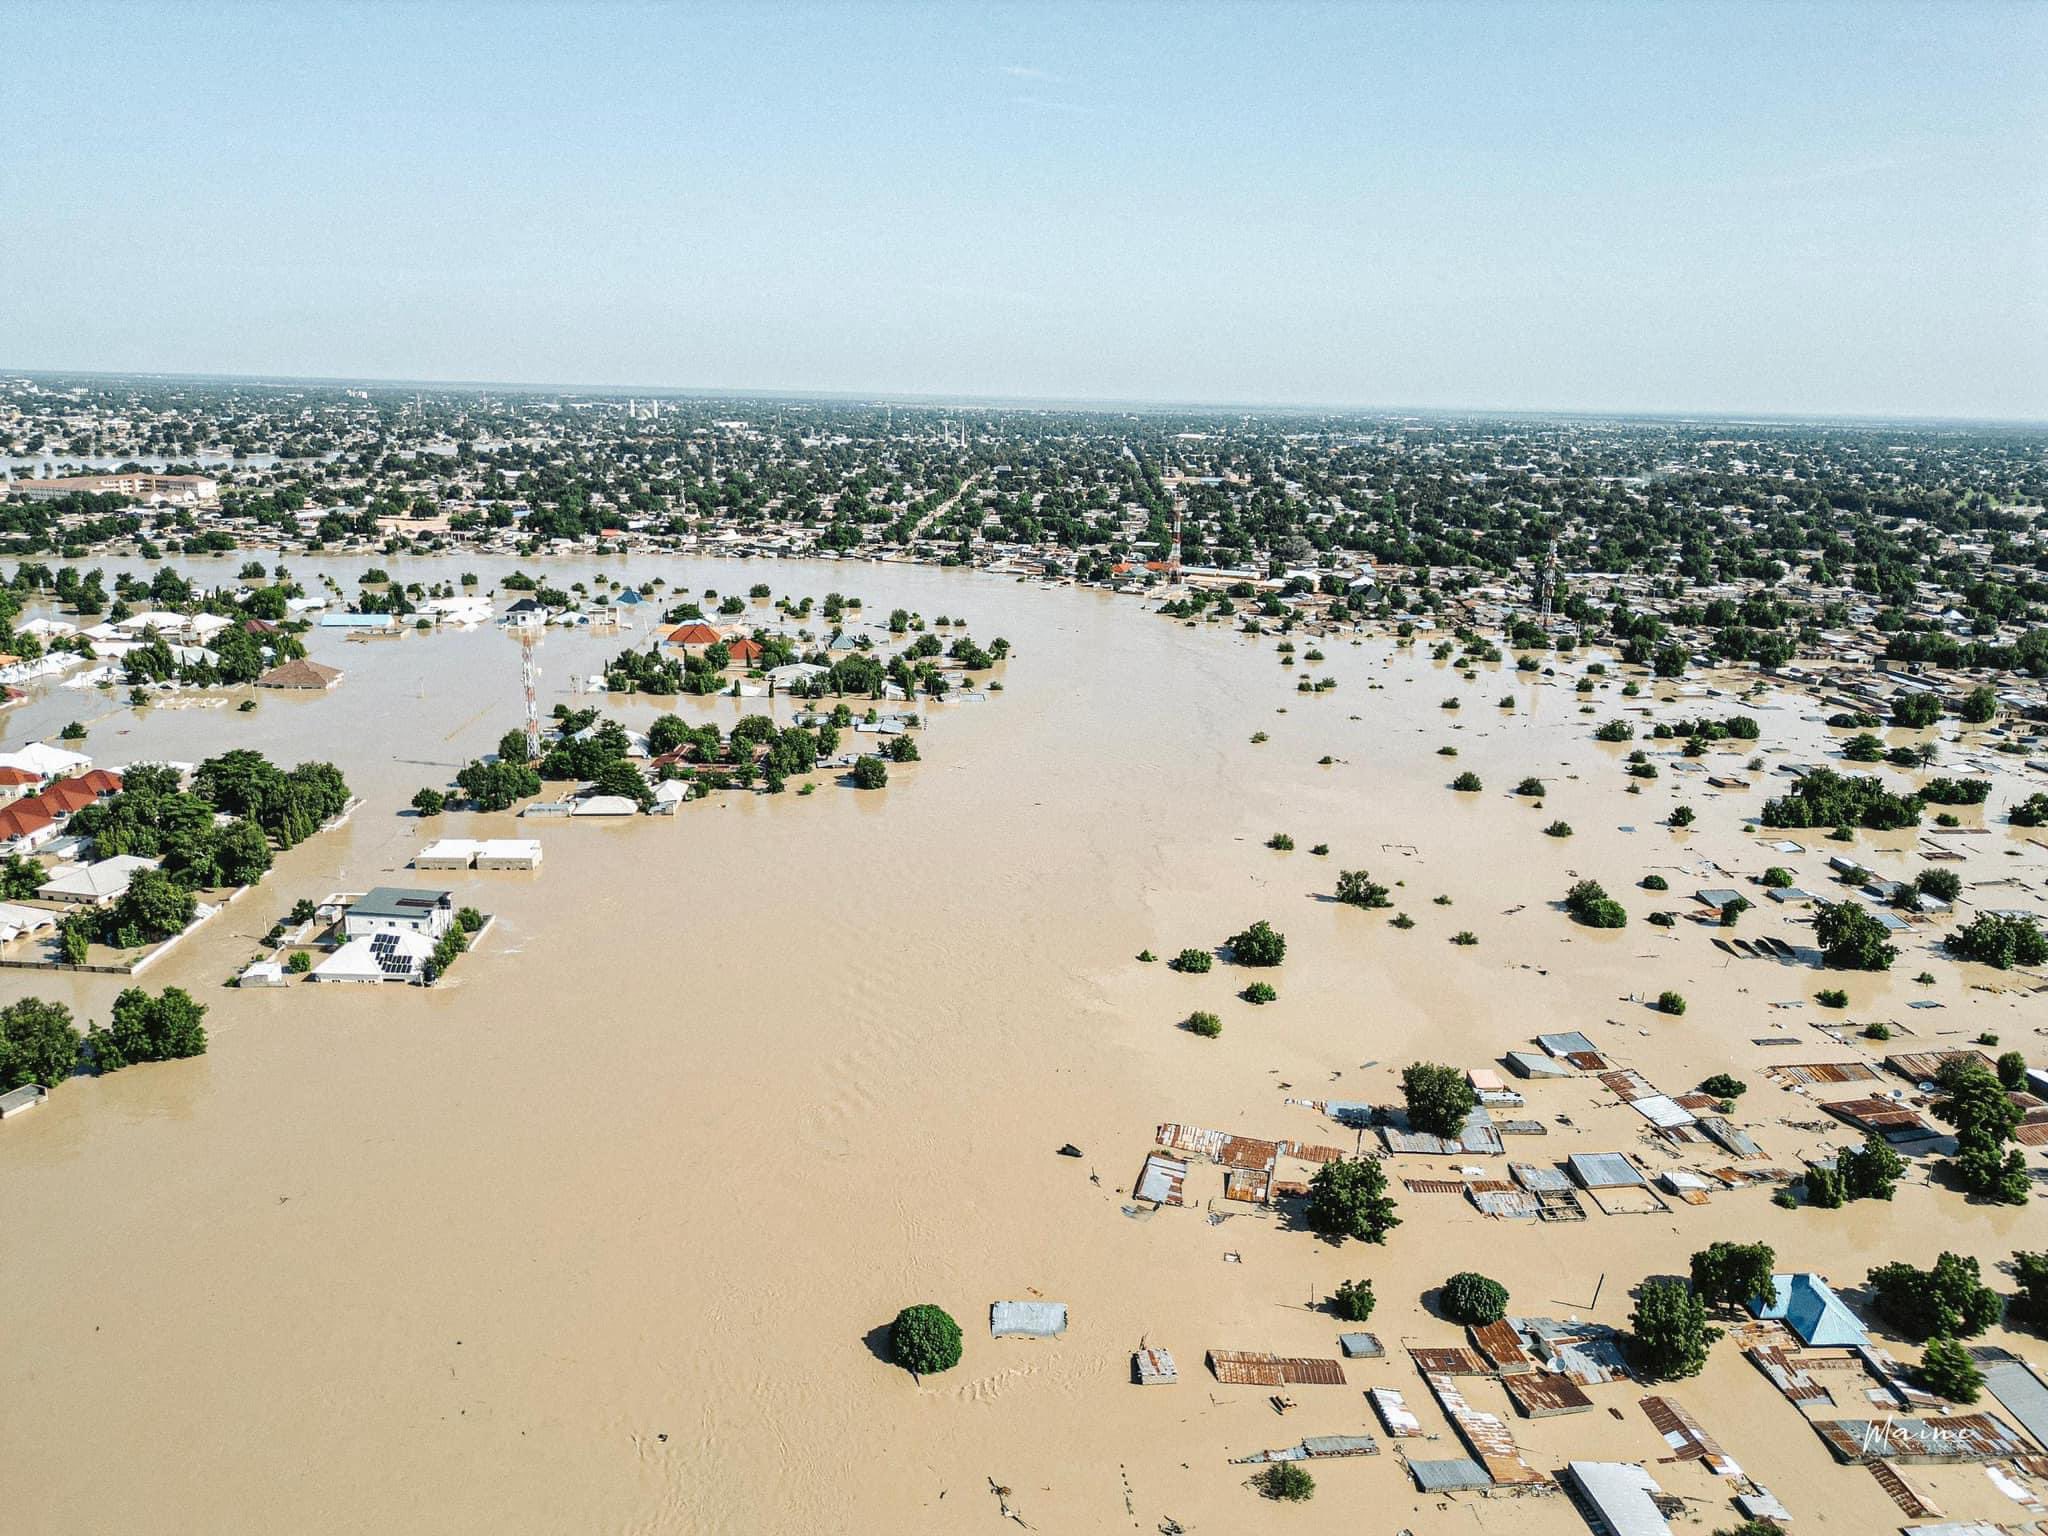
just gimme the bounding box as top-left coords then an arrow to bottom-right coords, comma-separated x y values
1998,1051 -> 2030,1090
1441,1271 -> 1509,1325
1868,1252 -> 2004,1339
1329,1278 -> 1375,1321
1892,691 -> 1943,729
1564,878 -> 1627,928
497,728 -> 533,764
851,756 -> 888,789
1450,770 -> 1482,791
1228,920 -> 1286,966
1841,1131 -> 1906,1201
0,853 -> 45,899
2011,1251 -> 2048,1334
1185,1010 -> 1222,1038
1171,948 -> 1212,973
0,997 -> 80,1092
1334,869 -> 1390,909
1690,1242 -> 1775,1311
1814,902 -> 1897,971
888,1303 -> 962,1374
1946,913 -> 2048,970
456,758 -> 541,811
1631,1278 -> 1718,1379
104,868 -> 196,947
1933,1057 -> 2030,1203
103,986 -> 208,1064
1919,1335 -> 1984,1403
591,758 -> 653,809
1401,1062 -> 1477,1139
213,818 -> 274,886
1958,684 -> 1999,724
412,787 -> 446,816
1304,1157 -> 1400,1244
1256,1462 -> 1314,1501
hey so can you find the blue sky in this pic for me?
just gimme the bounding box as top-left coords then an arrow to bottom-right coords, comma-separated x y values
2,1 -> 2042,417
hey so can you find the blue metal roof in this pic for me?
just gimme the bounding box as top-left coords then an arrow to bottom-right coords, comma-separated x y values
1748,1273 -> 1866,1347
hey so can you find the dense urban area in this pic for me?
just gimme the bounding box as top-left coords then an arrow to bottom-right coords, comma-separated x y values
4,372 -> 2048,1536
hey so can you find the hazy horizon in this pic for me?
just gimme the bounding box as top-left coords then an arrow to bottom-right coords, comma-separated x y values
3,1 -> 2042,420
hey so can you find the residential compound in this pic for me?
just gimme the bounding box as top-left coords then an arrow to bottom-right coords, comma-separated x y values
0,377 -> 2041,728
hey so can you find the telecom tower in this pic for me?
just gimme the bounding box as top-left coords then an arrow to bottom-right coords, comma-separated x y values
517,626 -> 541,758
1539,542 -> 1560,626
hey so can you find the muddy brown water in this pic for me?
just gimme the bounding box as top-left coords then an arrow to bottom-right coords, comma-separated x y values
2,555 -> 2044,1533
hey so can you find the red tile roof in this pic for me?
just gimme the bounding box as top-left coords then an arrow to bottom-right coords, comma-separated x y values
726,638 -> 763,661
0,766 -> 40,786
37,779 -> 97,815
667,623 -> 721,646
0,798 -> 54,840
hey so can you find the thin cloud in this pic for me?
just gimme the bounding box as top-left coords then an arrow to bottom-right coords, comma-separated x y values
1010,94 -> 1094,116
1000,64 -> 1059,82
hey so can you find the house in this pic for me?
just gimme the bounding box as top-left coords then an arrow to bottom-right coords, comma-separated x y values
664,621 -> 722,649
256,658 -> 344,690
413,839 -> 481,870
313,929 -> 435,983
725,637 -> 763,665
474,839 -> 542,870
0,797 -> 58,853
0,742 -> 91,778
570,795 -> 638,816
1561,1462 -> 1672,1536
36,854 -> 159,905
0,1083 -> 50,1119
343,887 -> 454,941
36,778 -> 103,818
0,901 -> 59,942
1748,1273 -> 1867,1347
0,765 -> 40,802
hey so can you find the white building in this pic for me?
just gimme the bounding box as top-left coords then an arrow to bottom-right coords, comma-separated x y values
342,887 -> 454,941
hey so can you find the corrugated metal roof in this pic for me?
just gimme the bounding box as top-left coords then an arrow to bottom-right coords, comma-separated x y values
1600,1068 -> 1660,1102
1767,1060 -> 1880,1086
1639,1395 -> 1739,1476
1974,1350 -> 2048,1453
1205,1350 -> 1346,1387
990,1301 -> 1067,1338
1697,1117 -> 1763,1158
1510,1162 -> 1573,1192
1467,1181 -> 1539,1219
1231,1434 -> 1380,1464
1537,1031 -> 1599,1056
1133,1347 -> 1176,1385
1410,1347 -> 1490,1376
1369,1387 -> 1423,1436
1135,1152 -> 1187,1205
1824,1097 -> 1933,1140
1814,1414 -> 2027,1464
1563,1462 -> 1671,1536
1338,1332 -> 1383,1358
1408,1457 -> 1490,1492
1568,1151 -> 1646,1189
1504,1372 -> 1592,1417
1154,1122 -> 1278,1170
1885,1048 -> 1993,1083
1471,1321 -> 1534,1373
1505,1050 -> 1571,1079
1424,1372 -> 1544,1484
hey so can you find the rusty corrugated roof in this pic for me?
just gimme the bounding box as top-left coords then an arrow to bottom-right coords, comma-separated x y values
1504,1372 -> 1592,1417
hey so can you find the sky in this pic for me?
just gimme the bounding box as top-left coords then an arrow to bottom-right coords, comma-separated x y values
2,1 -> 2043,419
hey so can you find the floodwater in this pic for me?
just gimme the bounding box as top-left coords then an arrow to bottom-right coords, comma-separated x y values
2,553 -> 2044,1534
